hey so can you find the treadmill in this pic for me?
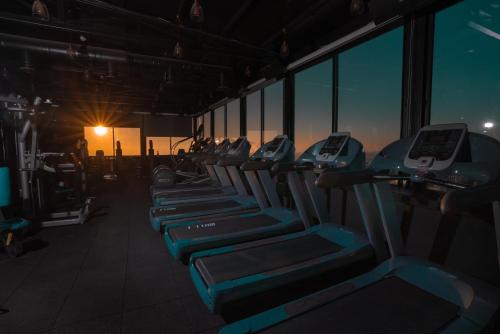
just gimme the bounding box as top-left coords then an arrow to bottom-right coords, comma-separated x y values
220,123 -> 500,334
152,138 -> 248,206
188,133 -> 389,315
164,133 -> 364,263
149,135 -> 294,232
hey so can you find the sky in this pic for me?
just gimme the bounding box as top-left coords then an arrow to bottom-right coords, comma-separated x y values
431,0 -> 500,141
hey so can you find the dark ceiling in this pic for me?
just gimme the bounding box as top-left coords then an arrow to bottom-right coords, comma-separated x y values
0,0 -> 372,116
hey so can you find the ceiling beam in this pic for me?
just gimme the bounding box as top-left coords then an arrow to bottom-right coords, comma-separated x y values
221,0 -> 255,36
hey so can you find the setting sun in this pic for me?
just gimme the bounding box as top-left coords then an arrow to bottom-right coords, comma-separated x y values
94,125 -> 108,136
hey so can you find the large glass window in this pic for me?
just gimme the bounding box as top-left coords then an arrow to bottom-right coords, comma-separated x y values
147,136 -> 170,155
227,99 -> 240,140
294,60 -> 333,157
214,107 -> 226,141
246,91 -> 262,153
338,27 -> 404,162
114,128 -> 141,156
264,80 -> 284,143
171,137 -> 193,155
147,136 -> 193,155
85,126 -> 140,156
203,112 -> 212,138
432,0 -> 500,141
84,126 -> 113,156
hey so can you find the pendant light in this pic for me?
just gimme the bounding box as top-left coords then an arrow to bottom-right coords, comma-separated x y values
32,0 -> 50,21
173,15 -> 184,58
190,0 -> 204,23
280,29 -> 289,59
173,41 -> 184,58
165,65 -> 174,85
1,67 -> 8,79
244,65 -> 252,78
67,44 -> 77,59
350,0 -> 366,16
217,72 -> 227,91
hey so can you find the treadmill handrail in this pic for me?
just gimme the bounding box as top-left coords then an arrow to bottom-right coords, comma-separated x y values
217,157 -> 247,167
441,178 -> 500,215
240,160 -> 275,171
316,169 -> 376,188
271,161 -> 315,174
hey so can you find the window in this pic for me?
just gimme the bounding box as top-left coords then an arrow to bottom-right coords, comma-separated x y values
246,91 -> 262,153
147,137 -> 193,155
147,136 -> 170,155
227,99 -> 240,140
294,60 -> 333,157
114,128 -> 141,156
203,112 -> 212,138
84,126 -> 140,156
263,80 -> 284,143
431,0 -> 500,141
171,137 -> 193,155
214,107 -> 226,141
84,126 -> 113,156
338,27 -> 404,162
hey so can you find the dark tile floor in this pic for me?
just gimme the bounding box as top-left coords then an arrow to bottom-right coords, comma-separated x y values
0,179 -> 224,334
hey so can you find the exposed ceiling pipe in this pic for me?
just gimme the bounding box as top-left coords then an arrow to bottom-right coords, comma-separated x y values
74,0 -> 277,57
0,32 -> 232,70
0,13 -> 271,64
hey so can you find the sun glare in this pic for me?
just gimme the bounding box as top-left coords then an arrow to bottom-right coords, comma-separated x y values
94,125 -> 108,136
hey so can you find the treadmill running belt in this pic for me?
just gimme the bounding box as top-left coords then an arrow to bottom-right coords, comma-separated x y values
262,277 -> 459,334
151,200 -> 239,217
169,215 -> 280,242
195,235 -> 342,285
156,188 -> 224,199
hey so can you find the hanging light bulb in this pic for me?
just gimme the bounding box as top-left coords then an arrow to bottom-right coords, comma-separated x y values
32,0 -> 50,21
1,67 -> 8,79
173,41 -> 184,58
190,0 -> 204,23
217,72 -> 226,91
244,65 -> 252,78
350,0 -> 366,16
67,44 -> 77,59
165,65 -> 174,85
280,29 -> 289,59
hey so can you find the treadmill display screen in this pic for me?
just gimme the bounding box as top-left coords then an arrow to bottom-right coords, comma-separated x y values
265,137 -> 284,154
408,129 -> 463,161
319,136 -> 347,155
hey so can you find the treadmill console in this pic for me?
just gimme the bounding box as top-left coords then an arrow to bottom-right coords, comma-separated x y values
404,124 -> 467,171
372,123 -> 500,186
316,133 -> 350,163
214,139 -> 231,154
252,135 -> 294,162
297,133 -> 364,170
226,136 -> 250,158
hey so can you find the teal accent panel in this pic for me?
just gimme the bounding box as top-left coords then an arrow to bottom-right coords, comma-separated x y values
0,167 -> 11,207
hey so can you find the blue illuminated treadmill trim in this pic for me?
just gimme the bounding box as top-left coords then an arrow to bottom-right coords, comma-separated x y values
218,124 -> 500,333
187,134 -> 389,316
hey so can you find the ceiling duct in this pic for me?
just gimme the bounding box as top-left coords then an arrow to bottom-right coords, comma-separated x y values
0,33 -> 231,71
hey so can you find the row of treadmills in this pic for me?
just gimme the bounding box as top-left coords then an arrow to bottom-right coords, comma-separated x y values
148,123 -> 500,333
